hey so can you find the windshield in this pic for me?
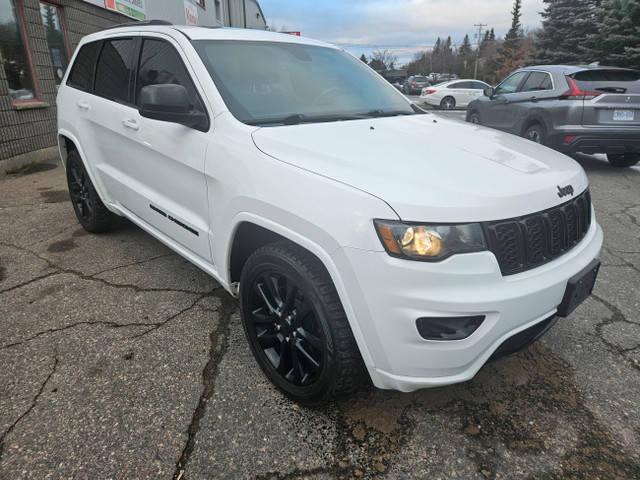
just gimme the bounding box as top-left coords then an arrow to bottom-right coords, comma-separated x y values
193,40 -> 417,125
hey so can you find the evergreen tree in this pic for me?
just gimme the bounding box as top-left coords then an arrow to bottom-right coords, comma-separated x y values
532,0 -> 601,65
459,34 -> 472,56
359,54 -> 368,64
495,0 -> 526,78
592,0 -> 640,69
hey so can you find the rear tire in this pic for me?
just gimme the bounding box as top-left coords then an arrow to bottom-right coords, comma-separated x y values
607,153 -> 640,168
524,124 -> 545,145
440,96 -> 456,110
66,151 -> 120,233
239,241 -> 368,406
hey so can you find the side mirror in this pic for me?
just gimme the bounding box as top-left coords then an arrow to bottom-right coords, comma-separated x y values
139,84 -> 207,130
483,87 -> 494,98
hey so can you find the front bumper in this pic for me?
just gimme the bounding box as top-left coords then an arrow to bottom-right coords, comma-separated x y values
331,219 -> 603,392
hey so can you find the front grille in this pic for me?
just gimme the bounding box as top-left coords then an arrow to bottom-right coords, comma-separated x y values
484,190 -> 592,276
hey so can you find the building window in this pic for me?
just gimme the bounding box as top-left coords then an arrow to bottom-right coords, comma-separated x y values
0,0 -> 37,102
39,2 -> 70,88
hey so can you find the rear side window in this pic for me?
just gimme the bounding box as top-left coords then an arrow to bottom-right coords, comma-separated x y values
572,69 -> 640,94
521,71 -> 553,92
67,41 -> 100,91
135,38 -> 206,116
413,76 -> 427,82
95,38 -> 135,103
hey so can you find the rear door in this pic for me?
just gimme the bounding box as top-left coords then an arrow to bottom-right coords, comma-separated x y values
576,69 -> 640,127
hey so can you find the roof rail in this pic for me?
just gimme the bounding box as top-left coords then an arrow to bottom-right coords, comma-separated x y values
103,20 -> 173,30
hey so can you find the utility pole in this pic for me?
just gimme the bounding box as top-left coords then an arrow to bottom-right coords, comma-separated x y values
473,23 -> 487,80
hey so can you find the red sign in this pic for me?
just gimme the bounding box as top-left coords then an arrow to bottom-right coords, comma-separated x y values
281,31 -> 301,36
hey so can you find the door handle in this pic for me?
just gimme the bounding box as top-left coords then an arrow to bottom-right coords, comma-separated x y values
77,101 -> 90,110
122,119 -> 140,131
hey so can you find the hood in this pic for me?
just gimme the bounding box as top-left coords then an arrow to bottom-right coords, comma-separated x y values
251,115 -> 589,223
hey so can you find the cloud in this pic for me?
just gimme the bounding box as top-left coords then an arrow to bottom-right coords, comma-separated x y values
260,0 -> 545,46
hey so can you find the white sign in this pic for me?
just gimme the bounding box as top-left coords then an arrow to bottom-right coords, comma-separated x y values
185,0 -> 198,25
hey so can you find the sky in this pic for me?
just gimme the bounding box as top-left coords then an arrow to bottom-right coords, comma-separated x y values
259,0 -> 547,66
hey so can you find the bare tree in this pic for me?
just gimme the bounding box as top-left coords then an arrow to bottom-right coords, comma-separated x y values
370,49 -> 398,71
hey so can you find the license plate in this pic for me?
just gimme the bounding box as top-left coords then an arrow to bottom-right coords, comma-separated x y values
613,110 -> 634,121
557,259 -> 600,317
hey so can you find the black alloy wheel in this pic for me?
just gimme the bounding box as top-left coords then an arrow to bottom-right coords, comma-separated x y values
68,157 -> 92,223
239,241 -> 367,405
247,269 -> 325,386
66,151 -> 120,233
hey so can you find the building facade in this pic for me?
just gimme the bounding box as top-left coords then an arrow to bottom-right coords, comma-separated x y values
0,0 -> 266,171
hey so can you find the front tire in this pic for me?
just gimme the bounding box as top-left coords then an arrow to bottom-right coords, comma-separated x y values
607,153 -> 640,168
440,96 -> 456,110
66,151 -> 120,233
467,111 -> 481,124
239,241 -> 367,405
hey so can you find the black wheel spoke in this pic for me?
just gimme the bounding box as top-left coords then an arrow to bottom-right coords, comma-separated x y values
257,330 -> 280,349
255,281 -> 278,314
276,337 -> 290,375
71,166 -> 82,186
298,327 -> 323,351
295,341 -> 321,373
282,280 -> 297,315
290,340 -> 303,383
264,273 -> 284,309
251,307 -> 273,324
295,298 -> 312,322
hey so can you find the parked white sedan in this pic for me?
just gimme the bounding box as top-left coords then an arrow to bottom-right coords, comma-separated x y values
420,79 -> 490,110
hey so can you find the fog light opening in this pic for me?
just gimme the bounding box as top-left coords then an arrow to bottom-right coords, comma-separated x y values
416,315 -> 485,341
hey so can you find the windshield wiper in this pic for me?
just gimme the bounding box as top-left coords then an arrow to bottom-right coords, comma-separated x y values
362,109 -> 415,118
246,113 -> 369,126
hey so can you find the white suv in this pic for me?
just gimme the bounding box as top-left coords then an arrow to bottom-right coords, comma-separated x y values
57,23 -> 603,405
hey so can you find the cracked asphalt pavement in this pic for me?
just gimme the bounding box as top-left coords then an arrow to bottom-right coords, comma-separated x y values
1,146 -> 639,479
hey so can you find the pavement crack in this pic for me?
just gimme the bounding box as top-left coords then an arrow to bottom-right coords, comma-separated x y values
173,290 -> 237,480
602,246 -> 640,276
129,289 -> 218,339
0,320 -> 160,350
591,294 -> 640,374
0,351 -> 58,463
0,240 -> 209,296
0,271 -> 60,295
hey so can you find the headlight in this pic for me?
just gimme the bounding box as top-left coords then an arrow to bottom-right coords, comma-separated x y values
374,220 -> 487,261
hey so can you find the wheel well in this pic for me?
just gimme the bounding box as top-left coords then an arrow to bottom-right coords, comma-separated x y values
58,135 -> 77,165
230,223 -> 316,283
522,120 -> 544,136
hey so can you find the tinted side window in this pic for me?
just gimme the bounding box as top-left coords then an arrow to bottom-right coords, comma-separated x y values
136,39 -> 205,115
521,71 -> 552,92
95,39 -> 135,103
495,71 -> 528,95
67,41 -> 101,91
472,81 -> 488,90
448,82 -> 462,89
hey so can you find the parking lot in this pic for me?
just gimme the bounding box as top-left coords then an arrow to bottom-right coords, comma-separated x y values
1,113 -> 639,478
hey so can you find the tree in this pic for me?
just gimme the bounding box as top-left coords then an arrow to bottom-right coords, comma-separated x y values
458,34 -> 474,78
532,0 -> 601,65
495,0 -> 526,79
359,54 -> 368,64
591,0 -> 640,69
370,49 -> 398,71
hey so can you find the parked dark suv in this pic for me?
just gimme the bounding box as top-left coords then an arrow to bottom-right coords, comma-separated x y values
403,75 -> 430,94
466,65 -> 640,167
